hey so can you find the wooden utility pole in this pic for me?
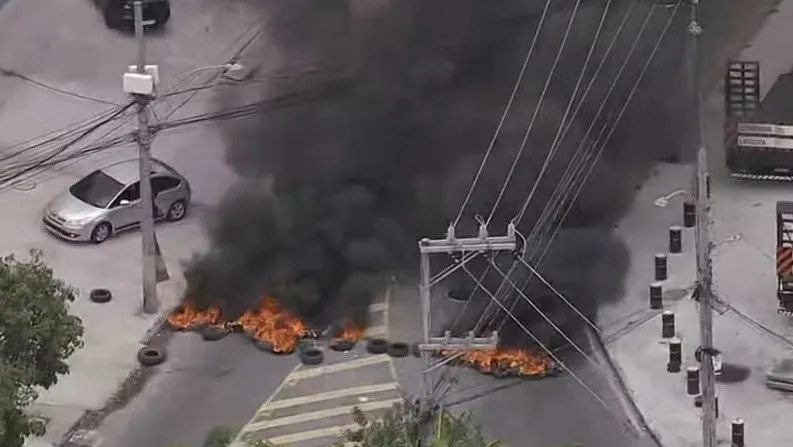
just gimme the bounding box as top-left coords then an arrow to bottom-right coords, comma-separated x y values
689,0 -> 717,444
133,1 -> 159,314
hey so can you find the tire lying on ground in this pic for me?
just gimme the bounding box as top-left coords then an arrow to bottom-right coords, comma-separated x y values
387,341 -> 410,358
299,347 -> 324,366
200,325 -> 228,341
253,339 -> 273,352
137,346 -> 166,366
242,330 -> 256,341
89,288 -> 112,303
366,338 -> 389,355
329,339 -> 356,352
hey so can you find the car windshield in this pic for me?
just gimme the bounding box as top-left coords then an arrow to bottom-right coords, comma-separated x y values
69,170 -> 125,208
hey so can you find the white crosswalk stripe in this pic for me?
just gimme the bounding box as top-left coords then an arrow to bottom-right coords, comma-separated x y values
231,288 -> 400,447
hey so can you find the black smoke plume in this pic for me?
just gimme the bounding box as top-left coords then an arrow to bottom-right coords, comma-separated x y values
185,0 -> 689,342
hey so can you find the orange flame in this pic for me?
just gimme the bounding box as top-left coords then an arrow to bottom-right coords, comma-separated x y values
168,297 -> 308,353
167,305 -> 221,329
443,348 -> 554,377
333,323 -> 365,343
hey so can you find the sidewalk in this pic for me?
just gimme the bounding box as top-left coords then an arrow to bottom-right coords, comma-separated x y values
0,174 -> 195,447
599,1 -> 793,445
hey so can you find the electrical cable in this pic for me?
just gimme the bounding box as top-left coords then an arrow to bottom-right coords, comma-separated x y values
480,0 -> 653,327
486,257 -> 602,367
486,0 -> 585,226
458,261 -> 637,433
484,2 -> 661,332
504,0 -> 617,225
163,26 -> 265,121
0,103 -> 134,188
0,67 -> 121,106
492,2 -> 679,334
451,0 -> 554,229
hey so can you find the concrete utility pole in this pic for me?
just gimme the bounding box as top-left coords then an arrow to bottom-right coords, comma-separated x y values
416,222 -> 516,435
133,1 -> 159,314
689,0 -> 717,445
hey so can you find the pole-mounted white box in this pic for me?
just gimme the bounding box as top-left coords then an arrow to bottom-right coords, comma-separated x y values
123,64 -> 159,97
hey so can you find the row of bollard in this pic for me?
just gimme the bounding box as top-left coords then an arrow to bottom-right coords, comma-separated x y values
647,200 -> 745,446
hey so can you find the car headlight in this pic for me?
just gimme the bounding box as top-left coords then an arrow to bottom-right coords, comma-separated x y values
65,217 -> 94,226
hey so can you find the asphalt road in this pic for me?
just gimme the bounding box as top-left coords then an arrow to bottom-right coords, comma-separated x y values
96,333 -> 299,447
0,0 -> 780,446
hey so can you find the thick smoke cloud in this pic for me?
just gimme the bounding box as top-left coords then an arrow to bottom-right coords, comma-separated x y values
186,0 -> 689,341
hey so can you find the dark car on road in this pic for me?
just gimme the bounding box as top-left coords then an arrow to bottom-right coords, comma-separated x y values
97,0 -> 171,29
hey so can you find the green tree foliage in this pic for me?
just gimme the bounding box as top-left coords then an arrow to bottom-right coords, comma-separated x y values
0,250 -> 84,447
339,401 -> 504,447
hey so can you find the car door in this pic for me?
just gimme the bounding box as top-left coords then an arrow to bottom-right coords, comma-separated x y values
151,175 -> 182,217
107,181 -> 141,230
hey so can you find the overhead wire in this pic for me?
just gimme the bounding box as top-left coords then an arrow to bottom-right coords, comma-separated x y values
0,67 -> 122,106
492,2 -> 679,335
486,0 -> 585,226
509,0 -> 617,225
451,0 -> 554,229
476,0 -> 645,334
458,261 -> 638,434
484,0 -> 656,332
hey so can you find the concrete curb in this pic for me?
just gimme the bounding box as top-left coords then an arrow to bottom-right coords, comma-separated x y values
585,326 -> 665,447
57,265 -> 185,447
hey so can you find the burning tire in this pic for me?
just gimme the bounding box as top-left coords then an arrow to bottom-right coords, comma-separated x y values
492,367 -> 507,379
137,346 -> 166,366
200,325 -> 228,341
253,339 -> 273,352
299,347 -> 324,366
89,288 -> 112,303
387,342 -> 409,358
411,342 -> 422,358
330,339 -> 356,352
366,338 -> 389,355
242,330 -> 256,341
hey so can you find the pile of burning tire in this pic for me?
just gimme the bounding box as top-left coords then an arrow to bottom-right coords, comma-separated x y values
165,301 -> 415,366
436,348 -> 561,380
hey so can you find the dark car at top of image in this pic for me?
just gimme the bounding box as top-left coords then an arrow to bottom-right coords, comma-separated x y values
42,158 -> 191,244
97,0 -> 171,30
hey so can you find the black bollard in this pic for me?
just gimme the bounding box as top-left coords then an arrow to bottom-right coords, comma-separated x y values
731,418 -> 744,446
686,366 -> 700,395
667,338 -> 682,373
669,226 -> 682,253
655,253 -> 668,281
683,201 -> 696,228
662,310 -> 675,338
650,282 -> 663,309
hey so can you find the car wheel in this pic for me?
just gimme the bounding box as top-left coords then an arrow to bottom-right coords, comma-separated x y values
90,223 -> 112,244
103,4 -> 124,29
166,200 -> 187,222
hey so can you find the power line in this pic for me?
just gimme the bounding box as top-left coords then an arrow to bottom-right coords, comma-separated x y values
0,67 -> 121,106
486,0 -> 585,225
508,0 -> 618,225
163,26 -> 265,121
484,2 -> 665,332
451,0 -> 554,228
492,2 -> 680,337
478,1 -> 651,332
458,261 -> 637,434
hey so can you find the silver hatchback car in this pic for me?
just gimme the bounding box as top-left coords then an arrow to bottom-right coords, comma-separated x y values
43,158 -> 191,243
